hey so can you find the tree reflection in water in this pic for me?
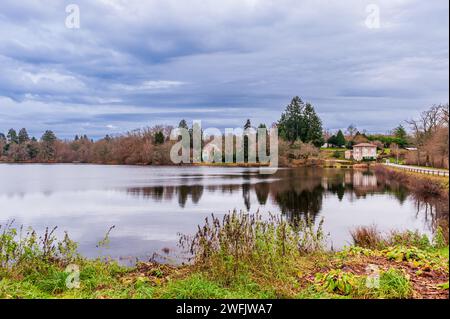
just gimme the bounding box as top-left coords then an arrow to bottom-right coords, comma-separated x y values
412,193 -> 449,233
125,167 -> 447,234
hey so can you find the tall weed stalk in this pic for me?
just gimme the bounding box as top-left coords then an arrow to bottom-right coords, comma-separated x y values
179,211 -> 326,286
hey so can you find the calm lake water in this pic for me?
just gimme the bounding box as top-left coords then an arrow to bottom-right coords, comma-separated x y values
0,164 -> 444,263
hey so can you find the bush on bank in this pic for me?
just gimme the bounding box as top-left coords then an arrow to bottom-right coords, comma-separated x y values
0,213 -> 448,299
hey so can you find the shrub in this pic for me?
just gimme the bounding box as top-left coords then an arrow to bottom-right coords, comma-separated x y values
332,150 -> 344,159
288,141 -> 320,160
433,226 -> 449,249
350,225 -> 383,249
0,222 -> 79,274
350,226 -> 444,251
387,230 -> 431,250
179,211 -> 326,286
314,268 -> 412,299
314,270 -> 360,296
385,246 -> 427,262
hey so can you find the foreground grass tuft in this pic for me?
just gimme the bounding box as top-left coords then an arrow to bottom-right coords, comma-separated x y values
377,269 -> 411,299
0,216 -> 448,299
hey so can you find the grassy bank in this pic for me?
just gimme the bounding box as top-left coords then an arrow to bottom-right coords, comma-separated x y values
375,164 -> 449,195
1,214 -> 448,299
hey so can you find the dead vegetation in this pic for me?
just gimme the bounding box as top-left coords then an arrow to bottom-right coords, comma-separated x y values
375,164 -> 449,197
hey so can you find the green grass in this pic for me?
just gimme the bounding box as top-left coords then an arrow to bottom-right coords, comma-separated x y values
437,282 -> 449,290
1,218 -> 448,299
152,274 -> 271,299
0,279 -> 50,299
377,269 -> 412,299
0,265 -> 277,299
387,157 -> 405,164
157,274 -> 238,299
308,267 -> 412,299
0,259 -> 133,299
436,247 -> 449,259
320,147 -> 347,151
0,246 -> 446,299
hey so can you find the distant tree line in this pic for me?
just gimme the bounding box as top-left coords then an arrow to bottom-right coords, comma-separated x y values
0,96 -> 325,165
326,130 -> 346,148
2,100 -> 447,168
325,125 -> 408,150
0,126 -> 174,164
0,129 -> 58,162
322,103 -> 449,169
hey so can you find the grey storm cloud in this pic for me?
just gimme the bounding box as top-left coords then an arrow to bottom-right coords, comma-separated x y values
0,0 -> 448,138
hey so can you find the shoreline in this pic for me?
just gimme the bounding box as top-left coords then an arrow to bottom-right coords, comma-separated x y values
374,164 -> 449,195
0,160 -> 370,169
1,163 -> 448,299
1,219 -> 448,299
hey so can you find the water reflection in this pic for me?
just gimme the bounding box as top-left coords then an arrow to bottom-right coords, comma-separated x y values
123,168 -> 448,234
0,164 -> 447,259
412,195 -> 449,233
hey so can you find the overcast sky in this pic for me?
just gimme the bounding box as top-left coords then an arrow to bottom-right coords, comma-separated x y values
0,0 -> 448,139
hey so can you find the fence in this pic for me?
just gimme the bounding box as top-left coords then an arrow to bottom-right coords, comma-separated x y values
384,162 -> 449,177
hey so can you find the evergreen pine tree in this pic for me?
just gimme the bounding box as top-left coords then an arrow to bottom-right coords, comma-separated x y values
7,129 -> 18,144
40,130 -> 57,160
278,96 -> 305,142
18,128 -> 30,144
336,130 -> 346,147
303,103 -> 324,147
154,131 -> 165,144
327,135 -> 338,146
393,125 -> 407,140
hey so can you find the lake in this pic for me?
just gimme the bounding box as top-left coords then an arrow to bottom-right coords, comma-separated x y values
0,164 -> 444,264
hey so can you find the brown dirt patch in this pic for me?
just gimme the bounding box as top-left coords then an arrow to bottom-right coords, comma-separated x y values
336,255 -> 448,299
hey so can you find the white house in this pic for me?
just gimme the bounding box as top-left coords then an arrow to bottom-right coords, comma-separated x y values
345,143 -> 377,161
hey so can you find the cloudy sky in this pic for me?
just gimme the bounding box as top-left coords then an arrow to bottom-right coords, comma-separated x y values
0,0 -> 448,139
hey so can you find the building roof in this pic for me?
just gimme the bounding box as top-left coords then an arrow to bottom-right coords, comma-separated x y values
353,143 -> 376,148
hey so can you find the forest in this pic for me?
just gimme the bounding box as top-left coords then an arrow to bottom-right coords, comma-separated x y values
0,99 -> 448,169
0,97 -> 323,165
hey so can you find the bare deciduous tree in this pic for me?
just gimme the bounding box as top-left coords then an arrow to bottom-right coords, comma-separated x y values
406,104 -> 449,168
